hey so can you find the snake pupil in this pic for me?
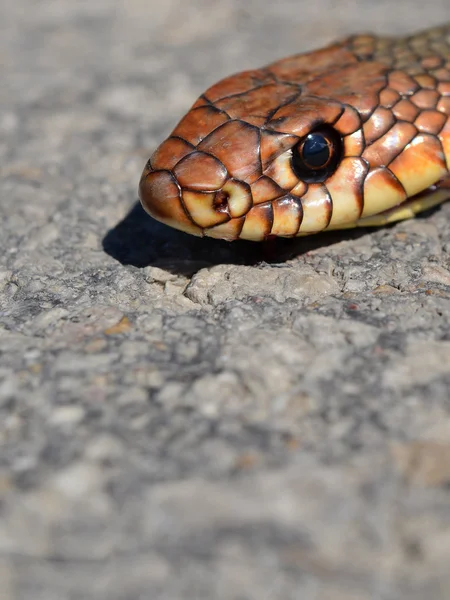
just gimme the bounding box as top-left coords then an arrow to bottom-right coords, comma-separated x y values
291,126 -> 342,183
302,134 -> 331,168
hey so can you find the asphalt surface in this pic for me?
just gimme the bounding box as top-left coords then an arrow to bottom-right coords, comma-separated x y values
1,1 -> 450,599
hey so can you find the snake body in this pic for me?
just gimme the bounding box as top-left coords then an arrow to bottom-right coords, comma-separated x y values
139,24 -> 450,241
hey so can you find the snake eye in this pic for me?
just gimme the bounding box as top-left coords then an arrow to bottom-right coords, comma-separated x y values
291,127 -> 342,183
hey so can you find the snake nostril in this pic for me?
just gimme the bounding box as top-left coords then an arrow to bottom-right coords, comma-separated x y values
214,190 -> 230,213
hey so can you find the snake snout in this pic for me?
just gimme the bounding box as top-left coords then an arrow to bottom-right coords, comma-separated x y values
139,167 -> 203,236
138,139 -> 258,236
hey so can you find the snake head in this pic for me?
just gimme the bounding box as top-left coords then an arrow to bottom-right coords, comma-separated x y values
139,86 -> 361,241
138,64 -> 330,240
139,43 -> 450,241
139,77 -> 347,241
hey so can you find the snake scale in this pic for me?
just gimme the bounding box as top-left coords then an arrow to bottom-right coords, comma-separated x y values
139,24 -> 450,241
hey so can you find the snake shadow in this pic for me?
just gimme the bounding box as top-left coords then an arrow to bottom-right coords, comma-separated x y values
102,200 -> 408,275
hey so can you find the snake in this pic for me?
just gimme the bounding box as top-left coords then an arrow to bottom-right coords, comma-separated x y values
139,24 -> 450,242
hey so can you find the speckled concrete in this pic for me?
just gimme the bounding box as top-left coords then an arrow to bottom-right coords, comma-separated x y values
1,1 -> 450,599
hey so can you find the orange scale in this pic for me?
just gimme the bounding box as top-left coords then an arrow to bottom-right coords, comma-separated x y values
389,133 -> 448,197
344,129 -> 365,156
173,151 -> 228,191
250,176 -> 285,205
439,119 -> 450,167
392,99 -> 420,122
267,44 -> 356,84
361,167 -> 406,218
430,68 -> 450,82
205,70 -> 272,103
260,130 -> 298,170
438,82 -> 450,96
388,71 -> 420,95
215,84 -> 299,123
264,152 -> 298,190
198,120 -> 261,184
305,61 -> 388,120
182,190 -> 229,228
362,122 -> 417,168
421,56 -> 445,70
345,93 -> 380,122
150,137 -> 195,171
291,180 -> 308,197
271,195 -> 303,237
240,202 -> 273,241
437,98 -> 450,114
410,89 -> 440,109
325,157 -> 368,227
414,110 -> 447,135
172,105 -> 230,146
242,116 -> 267,127
379,87 -> 401,108
362,106 -> 395,144
334,105 -> 361,135
406,66 -> 423,77
267,96 -> 343,138
298,184 -> 332,233
205,218 -> 245,241
414,74 -> 438,89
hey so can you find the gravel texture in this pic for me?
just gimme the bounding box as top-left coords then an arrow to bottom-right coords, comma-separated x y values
1,1 -> 450,599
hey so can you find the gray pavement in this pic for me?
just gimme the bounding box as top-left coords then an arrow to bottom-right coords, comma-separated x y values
1,1 -> 450,598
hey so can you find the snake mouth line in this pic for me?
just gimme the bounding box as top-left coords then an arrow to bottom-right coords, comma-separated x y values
410,179 -> 450,201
